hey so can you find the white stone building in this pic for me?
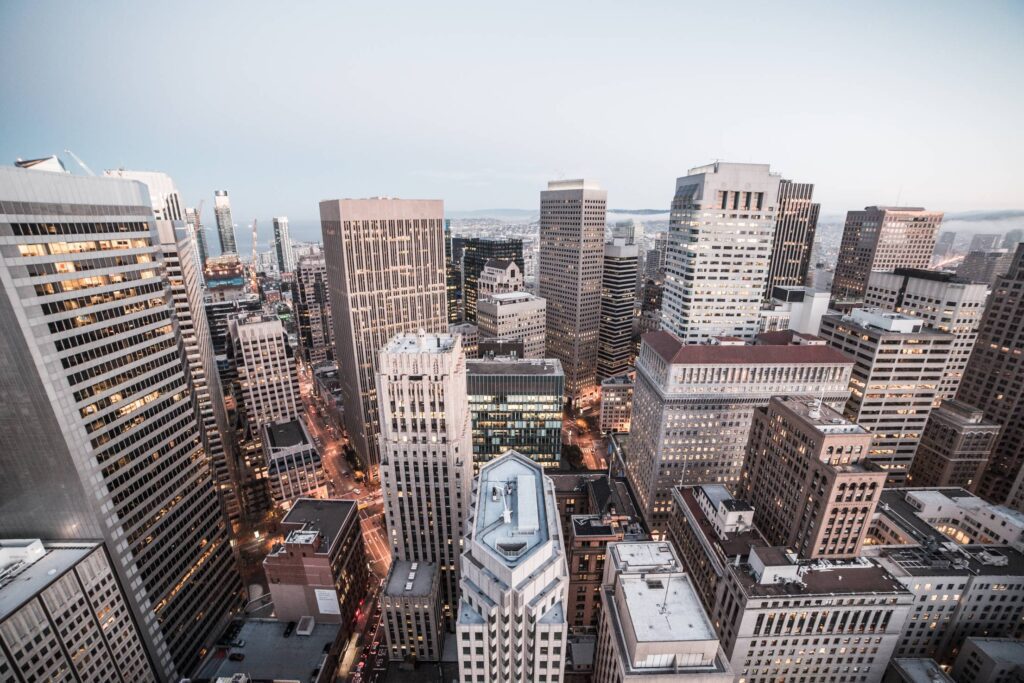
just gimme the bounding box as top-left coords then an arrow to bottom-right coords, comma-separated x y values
477,291 -> 547,359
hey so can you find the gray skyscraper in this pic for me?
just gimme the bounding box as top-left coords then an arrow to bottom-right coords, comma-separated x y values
295,253 -> 334,365
321,198 -> 447,473
214,189 -> 236,254
765,178 -> 820,295
597,238 -> 638,381
0,166 -> 241,680
273,215 -> 295,273
539,179 -> 606,405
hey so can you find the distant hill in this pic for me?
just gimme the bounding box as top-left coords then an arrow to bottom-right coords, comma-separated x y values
609,209 -> 669,215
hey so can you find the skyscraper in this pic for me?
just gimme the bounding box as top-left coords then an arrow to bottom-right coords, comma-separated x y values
662,162 -> 782,342
273,215 -> 295,273
294,254 -> 334,365
539,179 -> 606,404
933,230 -> 957,263
597,238 -> 638,381
460,237 -> 524,322
958,244 -> 1024,507
476,291 -> 547,358
957,248 -> 1015,287
765,178 -> 820,296
456,450 -> 569,682
321,197 -> 447,472
214,189 -> 236,254
831,206 -> 943,303
184,206 -> 209,272
0,166 -> 241,680
969,233 -> 1003,251
230,313 -> 301,429
377,331 -> 472,620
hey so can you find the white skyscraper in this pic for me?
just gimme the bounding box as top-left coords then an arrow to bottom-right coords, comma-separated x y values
378,331 -> 472,620
230,313 -> 301,429
457,450 -> 569,682
662,163 -> 781,342
476,291 -> 547,358
273,215 -> 295,273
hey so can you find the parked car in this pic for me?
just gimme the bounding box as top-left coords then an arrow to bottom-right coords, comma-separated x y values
283,621 -> 296,638
229,653 -> 245,661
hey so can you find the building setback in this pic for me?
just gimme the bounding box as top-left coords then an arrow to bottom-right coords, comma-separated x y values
765,179 -> 820,296
539,179 -> 606,404
907,399 -> 1000,489
294,253 -> 334,365
597,238 -> 638,381
662,162 -> 781,342
321,197 -> 447,472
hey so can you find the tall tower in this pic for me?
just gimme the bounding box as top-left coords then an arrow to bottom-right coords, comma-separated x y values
0,166 -> 241,680
597,238 -> 638,380
662,162 -> 781,342
958,244 -> 1024,507
765,179 -> 820,295
321,198 -> 447,473
214,189 -> 237,254
184,206 -> 209,272
230,313 -> 301,429
831,206 -> 943,303
273,216 -> 295,273
377,331 -> 472,621
539,179 -> 606,404
294,253 -> 334,365
456,450 -> 569,682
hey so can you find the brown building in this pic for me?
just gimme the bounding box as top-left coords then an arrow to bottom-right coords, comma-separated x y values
381,560 -> 444,663
907,399 -> 1001,489
741,396 -> 885,559
263,498 -> 368,636
567,513 -> 646,635
831,206 -> 943,303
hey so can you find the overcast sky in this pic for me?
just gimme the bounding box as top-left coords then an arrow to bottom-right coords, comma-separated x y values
1,0 -> 1021,226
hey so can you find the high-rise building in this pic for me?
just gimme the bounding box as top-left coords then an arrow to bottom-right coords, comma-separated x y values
865,269 -> 988,402
907,399 -> 1000,489
261,418 -> 327,505
214,189 -> 236,254
273,216 -> 295,273
539,179 -> 606,404
627,331 -> 853,537
446,225 -> 464,322
456,450 -> 569,683
449,321 -> 479,359
382,560 -> 444,663
662,163 -> 781,342
597,238 -> 638,381
599,373 -> 634,433
757,285 -> 831,335
741,396 -> 885,559
765,179 -> 820,296
467,357 -> 564,469
592,542 -> 733,683
0,539 -> 156,682
461,237 -> 524,322
476,291 -> 547,358
184,205 -> 209,270
230,313 -> 301,429
831,206 -> 944,303
321,197 -> 447,472
294,254 -> 334,365
969,233 -> 1003,251
819,309 -> 954,485
1004,229 -> 1024,249
378,332 -> 472,621
932,230 -> 957,263
958,244 -> 1024,507
477,258 -> 524,299
0,166 -> 241,680
957,248 -> 1015,287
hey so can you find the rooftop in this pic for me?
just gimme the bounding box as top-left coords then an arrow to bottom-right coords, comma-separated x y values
483,258 -> 516,271
475,452 -> 549,566
383,330 -> 456,354
485,291 -> 542,304
618,572 -> 715,643
264,418 -> 310,450
275,498 -> 356,556
197,618 -> 338,681
678,487 -> 767,558
546,179 -> 602,191
611,542 -> 679,573
600,373 -> 635,387
962,637 -> 1024,665
643,331 -> 851,366
848,308 -> 926,333
736,557 -> 907,598
754,330 -> 827,346
384,560 -> 437,598
888,658 -> 954,683
466,357 -> 563,376
773,395 -> 870,435
891,267 -> 969,285
0,541 -> 99,621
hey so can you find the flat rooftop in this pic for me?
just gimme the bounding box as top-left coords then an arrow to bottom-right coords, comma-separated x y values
600,373 -> 634,387
889,658 -> 954,682
277,498 -> 356,555
735,558 -> 907,598
643,331 -> 852,366
611,542 -> 678,572
618,573 -> 715,642
676,486 -> 770,558
264,418 -> 309,449
486,291 -> 540,303
384,560 -> 437,598
475,453 -> 549,566
467,357 -> 563,376
963,637 -> 1024,665
0,541 -> 99,621
197,619 -> 338,680
383,331 -> 456,354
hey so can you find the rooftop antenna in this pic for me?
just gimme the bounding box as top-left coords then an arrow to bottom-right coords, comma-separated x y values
659,575 -> 672,614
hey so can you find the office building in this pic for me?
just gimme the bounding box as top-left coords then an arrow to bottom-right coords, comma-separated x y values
0,539 -> 156,682
598,238 -> 639,381
456,451 -> 569,683
294,253 -> 334,365
932,230 -> 957,263
865,269 -> 988,402
758,285 -> 831,336
261,418 -> 327,505
864,488 -> 1024,664
230,313 -> 301,429
0,166 -> 241,680
478,337 -> 525,359
184,205 -> 209,270
263,498 -> 368,635
819,308 -> 954,484
539,179 -> 606,404
272,216 -> 295,273
382,560 -> 444,663
1004,229 -> 1024,249
203,252 -> 248,300
467,357 -> 564,469
957,248 -> 1015,287
953,638 -> 1024,683
476,291 -> 547,358
741,396 -> 885,559
662,162 -> 781,342
831,206 -> 944,303
969,233 -> 1003,252
670,486 -> 914,683
214,189 -> 236,254
446,220 -> 461,322
378,332 -> 472,621
958,244 -> 1024,507
765,178 -> 820,295
321,197 -> 447,472
884,659 -> 953,683
907,400 -> 1000,489
599,373 -> 634,433
449,321 -> 479,359
477,258 -> 524,299
627,331 -> 853,536
592,542 -> 733,683
461,237 -> 524,323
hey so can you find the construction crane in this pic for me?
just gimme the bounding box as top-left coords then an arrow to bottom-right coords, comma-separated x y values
250,219 -> 259,288
63,149 -> 95,176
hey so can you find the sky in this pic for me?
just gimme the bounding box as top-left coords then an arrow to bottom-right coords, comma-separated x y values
1,0 -> 1022,234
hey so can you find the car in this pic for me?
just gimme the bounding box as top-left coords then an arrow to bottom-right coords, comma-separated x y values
229,653 -> 245,661
231,639 -> 246,648
356,661 -> 366,671
283,621 -> 296,638
353,488 -> 361,494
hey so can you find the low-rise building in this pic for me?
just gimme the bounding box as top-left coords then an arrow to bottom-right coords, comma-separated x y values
450,322 -> 479,359
382,560 -> 444,663
262,418 -> 327,506
195,618 -> 342,683
599,373 -> 634,433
